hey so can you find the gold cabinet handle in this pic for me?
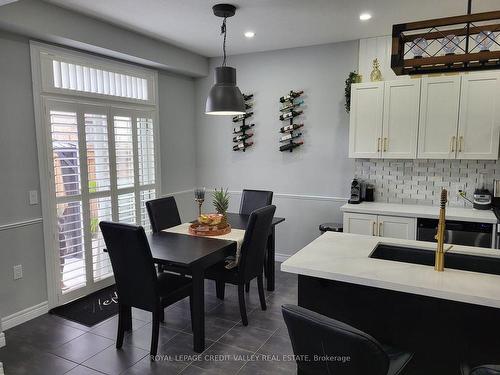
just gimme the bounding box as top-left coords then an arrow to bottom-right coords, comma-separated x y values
459,136 -> 463,152
377,138 -> 381,152
450,136 -> 456,152
379,222 -> 383,237
383,138 -> 388,152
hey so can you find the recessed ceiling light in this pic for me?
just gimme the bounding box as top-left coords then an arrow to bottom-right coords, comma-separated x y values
359,13 -> 372,21
244,31 -> 255,38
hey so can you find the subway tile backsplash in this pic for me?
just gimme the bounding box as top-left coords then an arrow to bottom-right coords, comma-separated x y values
354,159 -> 500,207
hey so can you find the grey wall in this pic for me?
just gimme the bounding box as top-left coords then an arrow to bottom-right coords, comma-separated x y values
194,41 -> 358,255
158,71 -> 198,221
0,31 -> 198,318
0,32 -> 46,318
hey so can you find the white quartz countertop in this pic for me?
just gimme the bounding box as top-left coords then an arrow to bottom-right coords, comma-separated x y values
281,232 -> 500,308
341,202 -> 497,224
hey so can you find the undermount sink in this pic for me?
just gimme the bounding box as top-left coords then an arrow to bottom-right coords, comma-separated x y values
370,244 -> 500,276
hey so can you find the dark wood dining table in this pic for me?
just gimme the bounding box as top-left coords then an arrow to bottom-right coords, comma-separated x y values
137,212 -> 285,353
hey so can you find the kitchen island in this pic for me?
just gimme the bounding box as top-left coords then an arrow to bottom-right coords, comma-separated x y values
281,232 -> 500,374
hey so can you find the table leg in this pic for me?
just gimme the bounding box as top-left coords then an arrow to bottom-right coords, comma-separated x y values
266,226 -> 276,291
192,268 -> 205,353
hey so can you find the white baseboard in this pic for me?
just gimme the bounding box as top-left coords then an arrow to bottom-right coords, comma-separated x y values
1,301 -> 49,331
275,252 -> 290,262
0,332 -> 5,348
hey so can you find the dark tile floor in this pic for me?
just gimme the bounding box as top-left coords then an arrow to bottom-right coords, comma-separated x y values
0,263 -> 298,375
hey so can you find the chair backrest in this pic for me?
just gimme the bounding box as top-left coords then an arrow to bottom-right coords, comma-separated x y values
238,205 -> 276,281
99,221 -> 159,311
146,196 -> 181,233
282,305 -> 390,375
239,189 -> 273,215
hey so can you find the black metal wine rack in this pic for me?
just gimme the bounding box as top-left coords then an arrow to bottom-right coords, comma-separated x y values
232,93 -> 254,152
278,90 -> 304,152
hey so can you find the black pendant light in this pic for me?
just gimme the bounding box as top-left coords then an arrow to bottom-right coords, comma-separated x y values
205,4 -> 245,116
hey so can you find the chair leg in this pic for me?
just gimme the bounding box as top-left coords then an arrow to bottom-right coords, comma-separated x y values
238,284 -> 248,326
257,274 -> 267,311
189,294 -> 194,333
150,309 -> 160,358
245,282 -> 250,293
216,280 -> 225,300
116,304 -> 126,349
159,308 -> 165,323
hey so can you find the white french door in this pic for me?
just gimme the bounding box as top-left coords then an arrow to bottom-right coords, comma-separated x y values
44,98 -> 158,305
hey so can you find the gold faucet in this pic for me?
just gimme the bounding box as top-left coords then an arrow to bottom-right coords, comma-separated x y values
434,188 -> 452,272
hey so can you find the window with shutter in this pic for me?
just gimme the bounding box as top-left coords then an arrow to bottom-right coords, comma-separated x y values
32,42 -> 159,305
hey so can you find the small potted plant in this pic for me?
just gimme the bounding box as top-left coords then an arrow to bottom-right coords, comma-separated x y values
212,187 -> 230,227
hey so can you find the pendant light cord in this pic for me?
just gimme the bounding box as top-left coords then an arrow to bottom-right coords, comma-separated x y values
221,16 -> 227,66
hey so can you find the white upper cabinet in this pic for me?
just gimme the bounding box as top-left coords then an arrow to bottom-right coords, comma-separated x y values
382,80 -> 420,159
349,82 -> 384,158
349,73 -> 500,160
458,73 -> 500,160
418,76 -> 461,159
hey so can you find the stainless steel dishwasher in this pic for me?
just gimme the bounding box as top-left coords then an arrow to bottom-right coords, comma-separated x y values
417,218 -> 493,248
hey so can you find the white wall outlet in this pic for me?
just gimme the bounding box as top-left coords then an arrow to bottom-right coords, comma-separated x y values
13,265 -> 23,280
29,190 -> 38,205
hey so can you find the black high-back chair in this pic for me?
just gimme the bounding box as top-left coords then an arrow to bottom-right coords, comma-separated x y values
239,189 -> 273,291
99,221 -> 193,357
205,205 -> 276,326
462,364 -> 500,375
239,189 -> 273,215
146,196 -> 181,233
282,305 -> 413,375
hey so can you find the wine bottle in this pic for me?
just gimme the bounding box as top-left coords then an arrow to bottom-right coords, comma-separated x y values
279,123 -> 303,133
232,112 -> 254,122
233,141 -> 253,151
279,110 -> 303,121
233,123 -> 255,134
245,103 -> 253,110
280,99 -> 304,112
279,132 -> 302,142
280,90 -> 303,103
233,132 -> 253,142
279,141 -> 303,152
243,94 -> 254,101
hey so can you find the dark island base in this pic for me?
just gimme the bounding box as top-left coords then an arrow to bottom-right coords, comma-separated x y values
298,274 -> 500,375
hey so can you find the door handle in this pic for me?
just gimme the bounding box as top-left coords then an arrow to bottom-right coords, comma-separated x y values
450,136 -> 456,152
377,138 -> 381,152
379,222 -> 383,237
459,136 -> 463,152
372,221 -> 376,236
383,138 -> 388,152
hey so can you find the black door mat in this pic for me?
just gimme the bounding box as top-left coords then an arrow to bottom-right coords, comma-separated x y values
50,285 -> 118,327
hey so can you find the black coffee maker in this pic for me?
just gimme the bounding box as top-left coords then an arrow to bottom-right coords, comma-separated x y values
348,178 -> 362,204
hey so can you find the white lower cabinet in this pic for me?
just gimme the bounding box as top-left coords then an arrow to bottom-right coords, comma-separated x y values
343,213 -> 377,236
378,215 -> 416,240
343,212 -> 416,240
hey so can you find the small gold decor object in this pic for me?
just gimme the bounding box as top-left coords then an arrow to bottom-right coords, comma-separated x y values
194,187 -> 206,217
370,58 -> 383,82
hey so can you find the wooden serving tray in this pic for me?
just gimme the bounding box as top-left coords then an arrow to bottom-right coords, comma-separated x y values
189,222 -> 231,237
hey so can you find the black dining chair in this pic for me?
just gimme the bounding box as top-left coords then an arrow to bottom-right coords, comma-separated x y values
282,304 -> 414,375
205,205 -> 276,326
239,189 -> 273,291
239,189 -> 273,215
461,364 -> 500,375
146,196 -> 183,273
99,221 -> 193,358
146,196 -> 182,233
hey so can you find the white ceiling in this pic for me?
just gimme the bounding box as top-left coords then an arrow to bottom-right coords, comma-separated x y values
44,0 -> 500,57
